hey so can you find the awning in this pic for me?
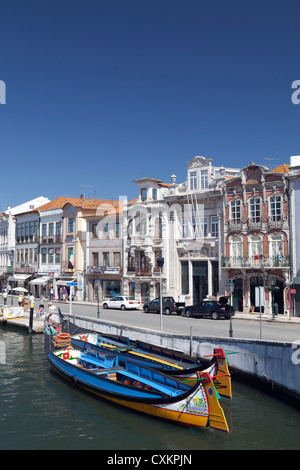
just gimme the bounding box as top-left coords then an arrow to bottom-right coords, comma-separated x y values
29,276 -> 50,286
56,278 -> 75,286
8,274 -> 32,282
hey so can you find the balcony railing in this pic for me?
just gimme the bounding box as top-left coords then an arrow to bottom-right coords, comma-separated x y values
127,266 -> 152,276
40,235 -> 62,244
222,255 -> 290,268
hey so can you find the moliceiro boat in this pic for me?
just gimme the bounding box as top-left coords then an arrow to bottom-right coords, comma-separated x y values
45,339 -> 229,432
71,331 -> 232,399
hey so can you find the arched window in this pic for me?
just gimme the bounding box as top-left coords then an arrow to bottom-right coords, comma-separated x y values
129,282 -> 135,299
249,235 -> 263,259
249,197 -> 261,222
230,199 -> 242,223
229,236 -> 243,264
269,234 -> 284,259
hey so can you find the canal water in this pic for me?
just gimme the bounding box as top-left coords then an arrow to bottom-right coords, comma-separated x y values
0,327 -> 299,451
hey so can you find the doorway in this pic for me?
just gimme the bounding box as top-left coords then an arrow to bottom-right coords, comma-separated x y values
192,261 -> 208,304
233,278 -> 243,311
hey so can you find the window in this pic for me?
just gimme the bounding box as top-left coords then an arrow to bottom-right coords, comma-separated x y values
34,221 -> 39,236
67,246 -> 74,268
29,222 -> 34,237
34,248 -> 38,263
192,217 -> 200,237
17,224 -> 21,241
49,223 -> 54,237
269,235 -> 284,259
114,252 -> 121,267
91,223 -> 98,238
152,188 -> 157,200
92,252 -> 99,266
200,217 -> 208,237
55,248 -> 61,264
115,221 -> 120,238
141,283 -> 150,302
182,218 -> 189,238
41,248 -> 47,264
155,217 -> 162,238
56,222 -> 62,240
181,261 -> 189,295
48,248 -> 54,264
42,224 -> 47,238
103,252 -> 109,267
25,223 -> 29,239
128,254 -> 135,271
230,199 -> 242,222
155,251 -> 162,269
200,169 -> 208,189
103,223 -> 109,237
189,171 -> 197,190
141,188 -> 147,201
249,197 -> 261,222
103,280 -> 121,299
249,235 -> 263,258
68,217 -> 74,234
230,236 -> 243,259
129,282 -> 135,299
270,195 -> 282,221
211,216 -> 219,237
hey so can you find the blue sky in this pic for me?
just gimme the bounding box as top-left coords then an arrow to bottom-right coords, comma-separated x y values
1,0 -> 300,209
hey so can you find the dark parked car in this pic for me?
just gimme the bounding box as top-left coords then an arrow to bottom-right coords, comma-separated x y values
143,297 -> 185,315
181,298 -> 235,320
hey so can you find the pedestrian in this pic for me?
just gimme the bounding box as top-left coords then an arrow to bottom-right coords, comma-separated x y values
277,247 -> 283,265
62,287 -> 67,302
29,293 -> 35,334
50,287 -> 54,300
3,290 -> 7,306
18,292 -> 24,306
59,287 -> 63,301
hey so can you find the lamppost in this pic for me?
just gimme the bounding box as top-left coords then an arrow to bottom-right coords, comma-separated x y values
156,257 -> 164,331
95,279 -> 101,318
270,276 -> 276,320
226,280 -> 234,338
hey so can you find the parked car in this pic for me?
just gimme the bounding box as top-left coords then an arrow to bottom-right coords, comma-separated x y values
181,298 -> 235,320
143,297 -> 185,315
102,296 -> 140,310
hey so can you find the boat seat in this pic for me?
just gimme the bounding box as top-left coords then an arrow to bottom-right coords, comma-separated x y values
89,366 -> 124,374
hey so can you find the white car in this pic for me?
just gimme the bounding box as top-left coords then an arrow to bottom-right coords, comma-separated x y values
102,296 -> 140,310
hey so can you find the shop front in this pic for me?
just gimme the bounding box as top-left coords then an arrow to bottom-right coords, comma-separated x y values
86,266 -> 122,302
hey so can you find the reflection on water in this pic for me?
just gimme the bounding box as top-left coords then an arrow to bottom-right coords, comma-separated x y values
0,328 -> 299,450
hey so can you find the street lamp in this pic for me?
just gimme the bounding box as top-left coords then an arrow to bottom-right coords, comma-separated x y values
226,280 -> 235,338
156,257 -> 164,331
95,279 -> 101,318
270,277 -> 276,320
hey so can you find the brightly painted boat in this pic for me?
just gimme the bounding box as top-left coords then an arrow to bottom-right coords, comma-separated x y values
45,338 -> 229,432
0,306 -> 24,320
70,331 -> 232,399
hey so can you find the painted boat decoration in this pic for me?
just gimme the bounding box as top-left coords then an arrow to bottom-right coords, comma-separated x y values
0,306 -> 24,320
45,337 -> 229,432
70,330 -> 232,399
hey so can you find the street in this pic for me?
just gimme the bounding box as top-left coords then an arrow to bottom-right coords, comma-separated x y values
55,301 -> 300,343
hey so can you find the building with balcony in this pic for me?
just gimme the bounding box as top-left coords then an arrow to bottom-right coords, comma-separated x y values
123,156 -> 240,305
288,155 -> 300,316
221,162 -> 290,315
